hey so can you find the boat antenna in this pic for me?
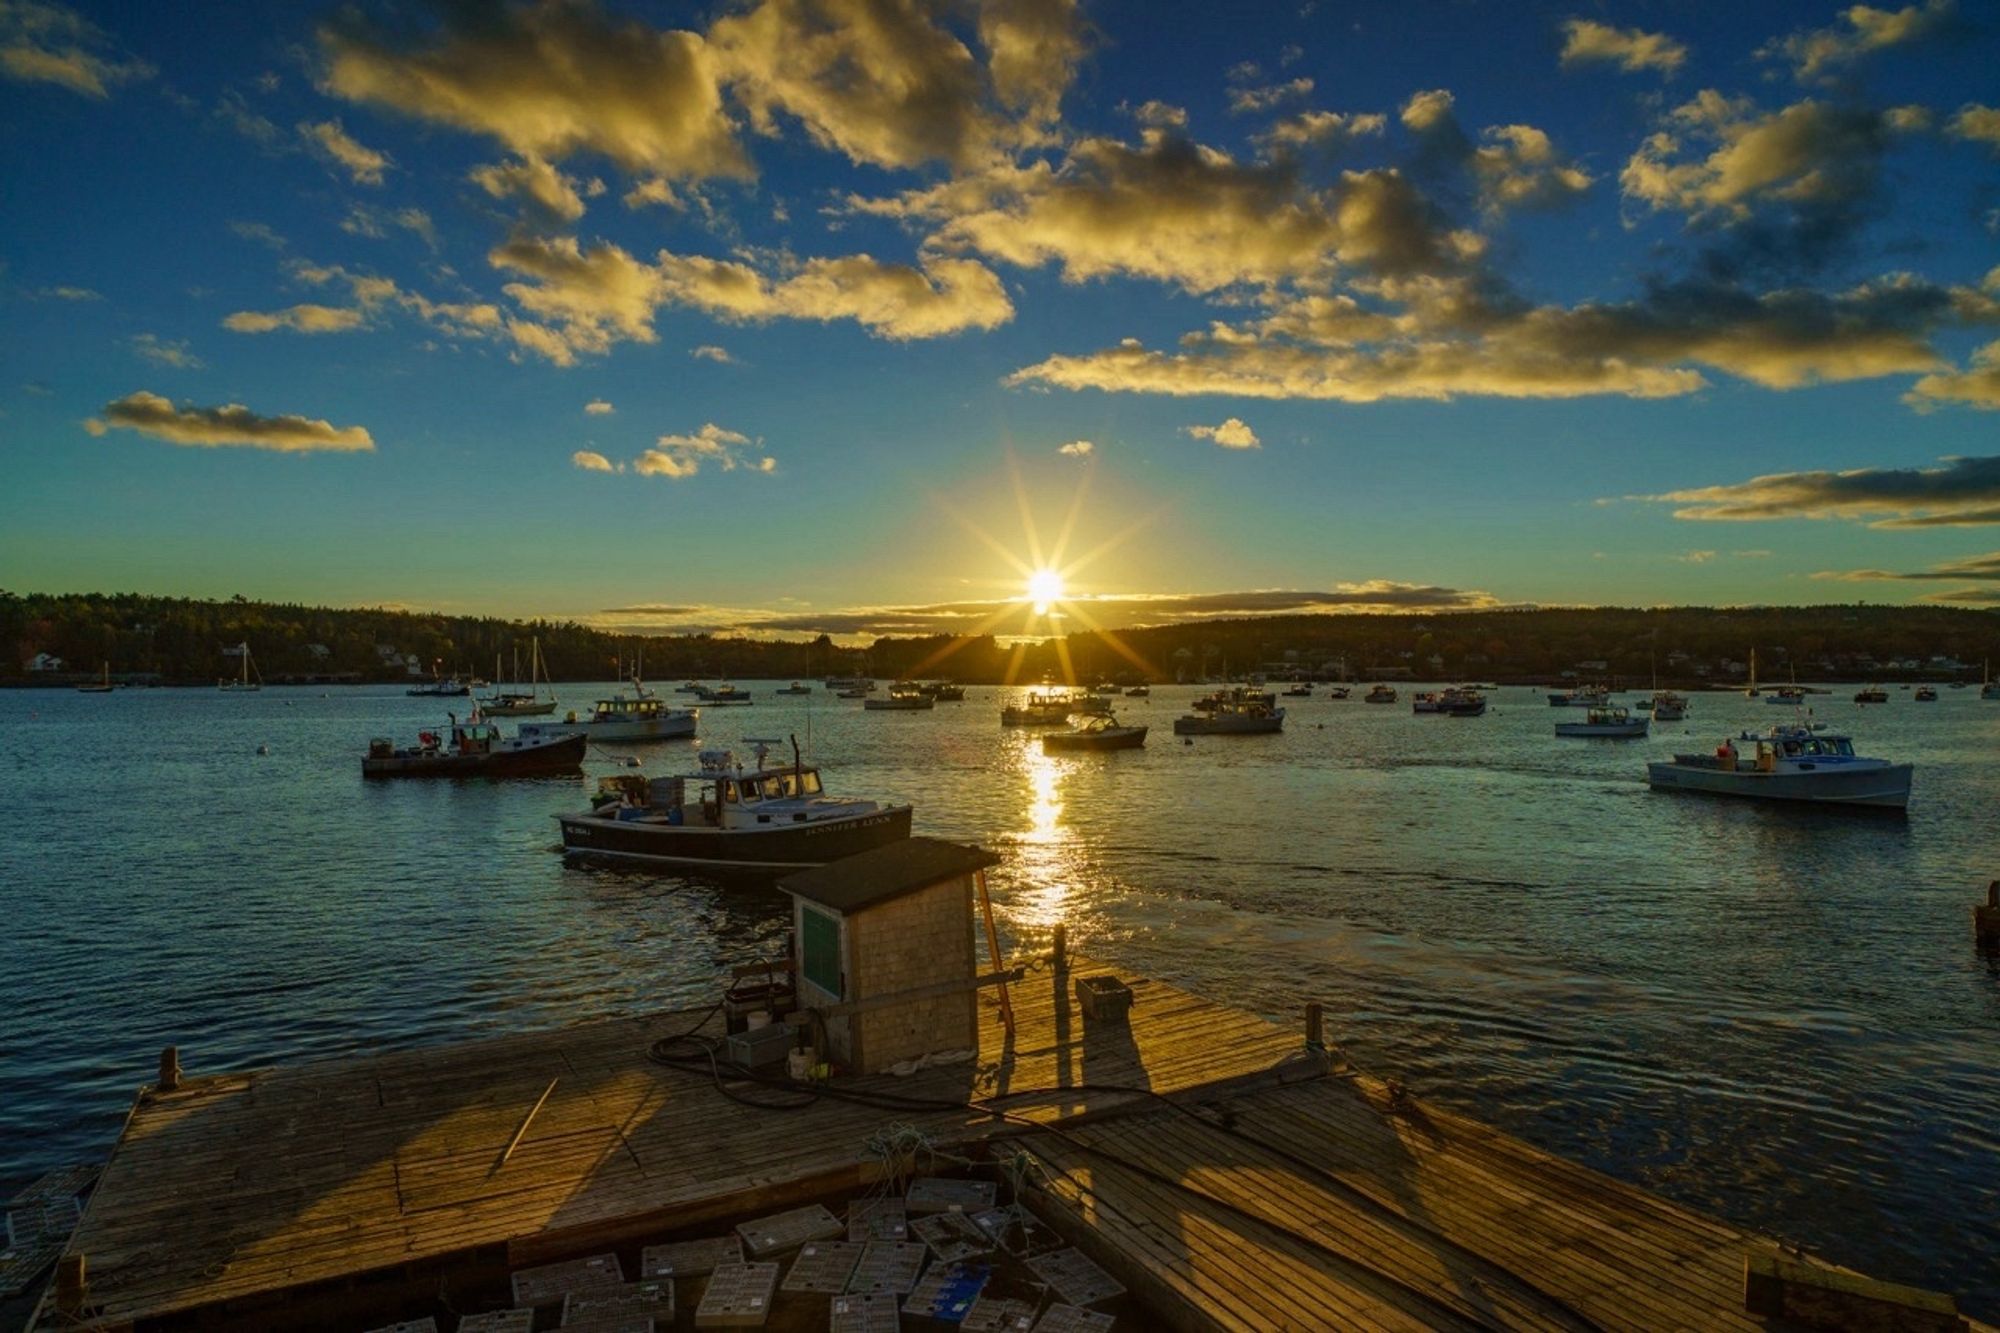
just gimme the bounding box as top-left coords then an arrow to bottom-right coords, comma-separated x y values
790,732 -> 803,789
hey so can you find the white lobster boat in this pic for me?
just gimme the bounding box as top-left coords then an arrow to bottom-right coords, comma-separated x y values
1554,706 -> 1648,738
1648,725 -> 1912,809
518,694 -> 697,743
1174,698 -> 1285,735
557,739 -> 912,870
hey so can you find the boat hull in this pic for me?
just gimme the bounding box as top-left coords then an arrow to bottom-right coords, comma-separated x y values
557,803 -> 914,869
1043,726 -> 1148,751
1554,722 -> 1649,737
1174,712 -> 1284,735
363,732 -> 587,778
1647,761 -> 1912,809
479,700 -> 558,716
864,698 -> 934,711
518,713 -> 697,743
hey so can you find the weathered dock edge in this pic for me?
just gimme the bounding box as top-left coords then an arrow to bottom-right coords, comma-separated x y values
36,953 -> 1990,1331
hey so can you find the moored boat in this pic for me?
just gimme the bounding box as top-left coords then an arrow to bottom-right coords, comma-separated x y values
1174,698 -> 1284,735
1554,706 -> 1648,738
76,661 -> 114,693
1324,686 -> 1351,700
1854,685 -> 1889,704
1002,686 -> 1108,726
518,694 -> 697,743
695,683 -> 755,706
917,681 -> 965,701
865,682 -> 935,711
1982,661 -> 1999,700
219,642 -> 263,692
1283,683 -> 1312,697
1123,684 -> 1150,697
1647,724 -> 1911,809
1363,684 -> 1397,704
364,714 -> 586,777
1650,690 -> 1689,722
1042,713 -> 1148,751
1913,686 -> 1937,702
480,638 -> 559,716
1440,688 -> 1486,717
1547,684 -> 1610,707
407,671 -> 468,698
556,738 -> 912,870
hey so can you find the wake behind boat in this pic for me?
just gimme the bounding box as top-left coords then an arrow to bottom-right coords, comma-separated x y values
364,713 -> 586,778
1648,724 -> 1912,809
556,737 -> 912,870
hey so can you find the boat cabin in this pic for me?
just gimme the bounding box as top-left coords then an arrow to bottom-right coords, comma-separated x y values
591,746 -> 875,830
588,696 -> 666,721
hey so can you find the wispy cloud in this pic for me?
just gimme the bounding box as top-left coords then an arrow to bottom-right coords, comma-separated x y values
0,2 -> 152,98
223,303 -> 367,335
587,581 -> 1506,640
635,422 -> 773,479
130,334 -> 203,369
572,449 -> 619,472
1637,454 -> 2000,527
84,390 -> 374,453
1057,439 -> 1093,457
1761,0 -> 1955,82
299,118 -> 390,185
584,399 -> 614,415
690,344 -> 736,363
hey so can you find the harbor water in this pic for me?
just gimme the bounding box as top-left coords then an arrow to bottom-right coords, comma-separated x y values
1,682 -> 1995,1309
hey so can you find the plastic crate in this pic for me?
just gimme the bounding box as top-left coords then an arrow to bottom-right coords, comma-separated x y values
1073,975 -> 1133,1023
723,1022 -> 796,1068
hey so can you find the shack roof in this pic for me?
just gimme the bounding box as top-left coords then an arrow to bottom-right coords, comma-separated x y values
779,837 -> 1000,914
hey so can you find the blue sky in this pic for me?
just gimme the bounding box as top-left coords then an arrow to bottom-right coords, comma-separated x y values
3,0 -> 1998,639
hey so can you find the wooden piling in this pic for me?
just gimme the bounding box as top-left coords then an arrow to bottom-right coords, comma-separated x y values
1976,881 -> 2000,953
55,1254 -> 87,1315
1051,923 -> 1068,971
1304,1001 -> 1324,1052
157,1045 -> 181,1093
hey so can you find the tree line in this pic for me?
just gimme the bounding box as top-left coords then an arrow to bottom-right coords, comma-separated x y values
3,590 -> 1995,685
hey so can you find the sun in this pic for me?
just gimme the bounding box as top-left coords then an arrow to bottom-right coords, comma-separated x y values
1027,567 -> 1066,614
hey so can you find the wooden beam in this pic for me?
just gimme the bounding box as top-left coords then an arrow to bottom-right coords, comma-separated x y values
976,869 -> 1015,1037
497,1078 -> 559,1169
786,966 -> 1026,1023
157,1045 -> 181,1093
1743,1251 -> 1964,1331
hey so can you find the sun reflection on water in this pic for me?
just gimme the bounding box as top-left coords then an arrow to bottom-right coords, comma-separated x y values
1007,741 -> 1075,928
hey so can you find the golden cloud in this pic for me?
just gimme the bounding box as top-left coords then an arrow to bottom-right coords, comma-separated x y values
1905,338 -> 2000,412
319,1 -> 748,180
1558,20 -> 1687,76
470,155 -> 590,224
84,391 -> 374,453
222,303 -> 368,334
0,2 -> 151,98
1184,417 -> 1260,449
1762,0 -> 1954,82
300,118 -> 389,185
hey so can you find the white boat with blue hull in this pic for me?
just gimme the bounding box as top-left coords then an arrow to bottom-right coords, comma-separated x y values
1647,725 -> 1912,809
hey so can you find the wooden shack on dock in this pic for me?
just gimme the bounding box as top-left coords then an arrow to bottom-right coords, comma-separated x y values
779,837 -> 1001,1075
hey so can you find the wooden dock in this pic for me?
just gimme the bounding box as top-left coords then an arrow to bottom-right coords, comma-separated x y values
37,953 -> 1987,1331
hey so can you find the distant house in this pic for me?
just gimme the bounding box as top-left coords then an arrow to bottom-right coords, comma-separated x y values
373,643 -> 400,662
26,652 -> 64,672
1576,659 -> 1608,671
306,643 -> 330,660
